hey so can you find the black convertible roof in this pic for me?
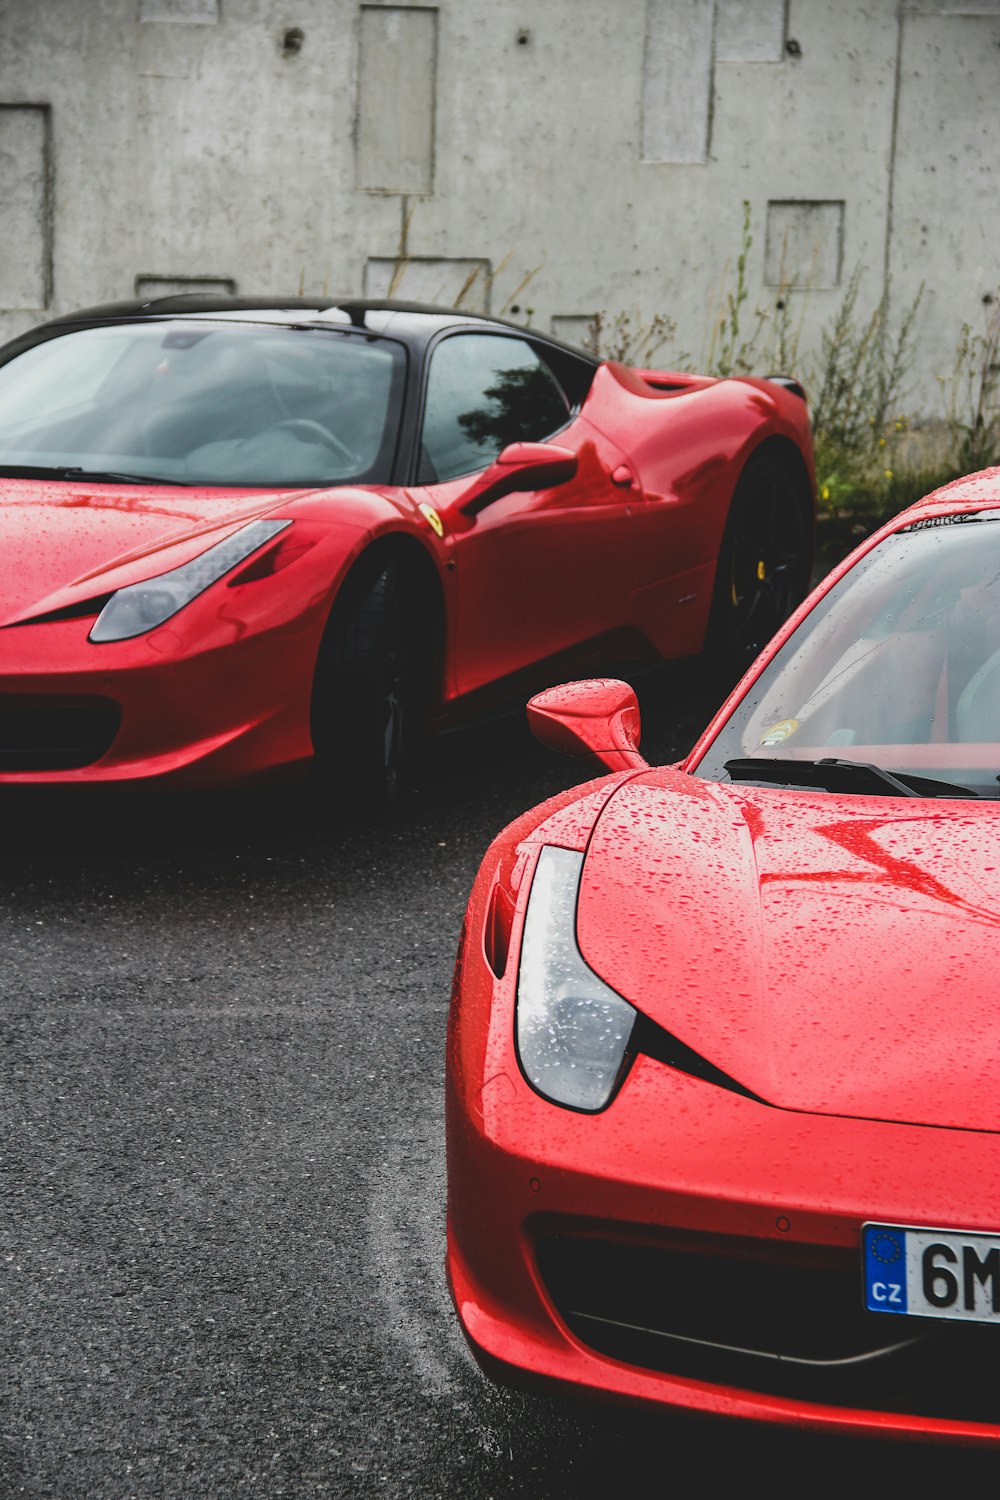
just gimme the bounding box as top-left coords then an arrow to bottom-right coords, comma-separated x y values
31,297 -> 597,363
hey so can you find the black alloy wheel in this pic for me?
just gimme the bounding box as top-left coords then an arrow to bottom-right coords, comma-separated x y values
311,559 -> 423,813
709,455 -> 810,677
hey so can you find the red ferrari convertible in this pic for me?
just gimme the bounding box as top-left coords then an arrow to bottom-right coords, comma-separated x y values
0,298 -> 812,803
447,467 -> 1000,1443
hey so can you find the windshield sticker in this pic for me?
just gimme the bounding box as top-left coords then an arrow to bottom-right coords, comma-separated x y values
760,718 -> 798,747
898,511 -> 996,532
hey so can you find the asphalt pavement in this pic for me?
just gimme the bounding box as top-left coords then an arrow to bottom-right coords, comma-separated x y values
1,663 -> 996,1496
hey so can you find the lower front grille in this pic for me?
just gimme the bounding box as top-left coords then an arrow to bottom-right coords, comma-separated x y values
537,1233 -> 999,1424
0,693 -> 120,770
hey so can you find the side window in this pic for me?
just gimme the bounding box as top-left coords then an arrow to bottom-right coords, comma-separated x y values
419,334 -> 570,483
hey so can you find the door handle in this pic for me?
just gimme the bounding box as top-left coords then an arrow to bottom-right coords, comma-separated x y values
611,465 -> 635,488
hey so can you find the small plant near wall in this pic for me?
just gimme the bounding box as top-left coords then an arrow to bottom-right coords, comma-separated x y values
810,270 -> 922,460
942,293 -> 1000,474
694,201 -> 806,380
584,310 -> 681,367
808,269 -> 928,524
705,200 -> 761,379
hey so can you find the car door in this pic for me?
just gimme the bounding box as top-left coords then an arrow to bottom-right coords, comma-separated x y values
413,331 -> 641,699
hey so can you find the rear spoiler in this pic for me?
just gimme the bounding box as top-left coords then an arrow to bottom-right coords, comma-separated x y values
764,374 -> 807,401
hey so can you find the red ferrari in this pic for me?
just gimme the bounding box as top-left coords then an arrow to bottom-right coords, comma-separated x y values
446,467 -> 1000,1443
0,297 -> 813,804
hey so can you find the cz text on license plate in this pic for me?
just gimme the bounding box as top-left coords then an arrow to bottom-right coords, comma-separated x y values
863,1222 -> 1000,1323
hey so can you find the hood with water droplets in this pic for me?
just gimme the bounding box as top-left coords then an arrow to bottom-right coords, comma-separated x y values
577,767 -> 1000,1131
0,479 -> 297,625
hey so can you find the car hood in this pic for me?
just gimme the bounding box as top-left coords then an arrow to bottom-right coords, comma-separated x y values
0,478 -> 304,625
577,767 -> 1000,1131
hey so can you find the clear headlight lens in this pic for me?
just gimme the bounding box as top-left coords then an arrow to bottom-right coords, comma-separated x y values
89,518 -> 291,642
516,846 -> 637,1112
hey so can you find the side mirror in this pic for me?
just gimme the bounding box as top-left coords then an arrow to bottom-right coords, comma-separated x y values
527,678 -> 649,772
458,442 -> 578,516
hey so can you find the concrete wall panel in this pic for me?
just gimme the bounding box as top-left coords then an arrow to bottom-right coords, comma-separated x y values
356,5 -> 437,193
640,0 -> 714,163
0,103 -> 49,309
765,200 -> 844,288
889,9 -> 1000,383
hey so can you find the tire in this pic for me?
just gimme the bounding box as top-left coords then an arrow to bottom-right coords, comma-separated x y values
310,560 -> 425,814
707,454 -> 810,680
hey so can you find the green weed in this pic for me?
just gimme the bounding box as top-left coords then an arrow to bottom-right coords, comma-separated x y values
941,295 -> 1000,474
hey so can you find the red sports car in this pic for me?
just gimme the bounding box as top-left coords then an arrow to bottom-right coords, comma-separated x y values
0,297 -> 812,804
446,467 -> 1000,1443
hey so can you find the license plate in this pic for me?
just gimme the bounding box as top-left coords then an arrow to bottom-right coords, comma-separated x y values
863,1222 -> 1000,1323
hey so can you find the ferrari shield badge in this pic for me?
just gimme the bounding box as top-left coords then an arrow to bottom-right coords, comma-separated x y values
419,502 -> 445,538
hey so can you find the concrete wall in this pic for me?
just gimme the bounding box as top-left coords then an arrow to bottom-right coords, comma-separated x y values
0,0 -> 997,409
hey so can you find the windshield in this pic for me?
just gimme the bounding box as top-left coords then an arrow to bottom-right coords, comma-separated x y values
694,511 -> 1000,798
0,320 -> 406,488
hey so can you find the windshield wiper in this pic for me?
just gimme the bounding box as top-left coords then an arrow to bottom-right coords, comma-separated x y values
724,756 -> 982,799
0,464 -> 192,487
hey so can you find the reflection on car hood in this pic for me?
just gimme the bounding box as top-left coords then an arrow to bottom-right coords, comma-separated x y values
0,478 -> 300,623
577,766 -> 1000,1131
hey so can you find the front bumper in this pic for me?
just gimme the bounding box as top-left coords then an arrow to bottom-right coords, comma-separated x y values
0,607 -> 320,787
446,948 -> 1000,1445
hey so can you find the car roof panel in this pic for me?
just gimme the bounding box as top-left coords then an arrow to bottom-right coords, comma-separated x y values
29,298 -> 599,363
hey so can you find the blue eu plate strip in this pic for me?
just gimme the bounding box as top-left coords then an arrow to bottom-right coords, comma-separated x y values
863,1225 -> 908,1314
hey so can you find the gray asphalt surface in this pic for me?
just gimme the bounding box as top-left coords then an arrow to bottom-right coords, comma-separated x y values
2,662 -> 996,1497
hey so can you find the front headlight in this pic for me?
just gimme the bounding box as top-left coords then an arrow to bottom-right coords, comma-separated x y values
89,518 -> 292,642
516,846 -> 637,1112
